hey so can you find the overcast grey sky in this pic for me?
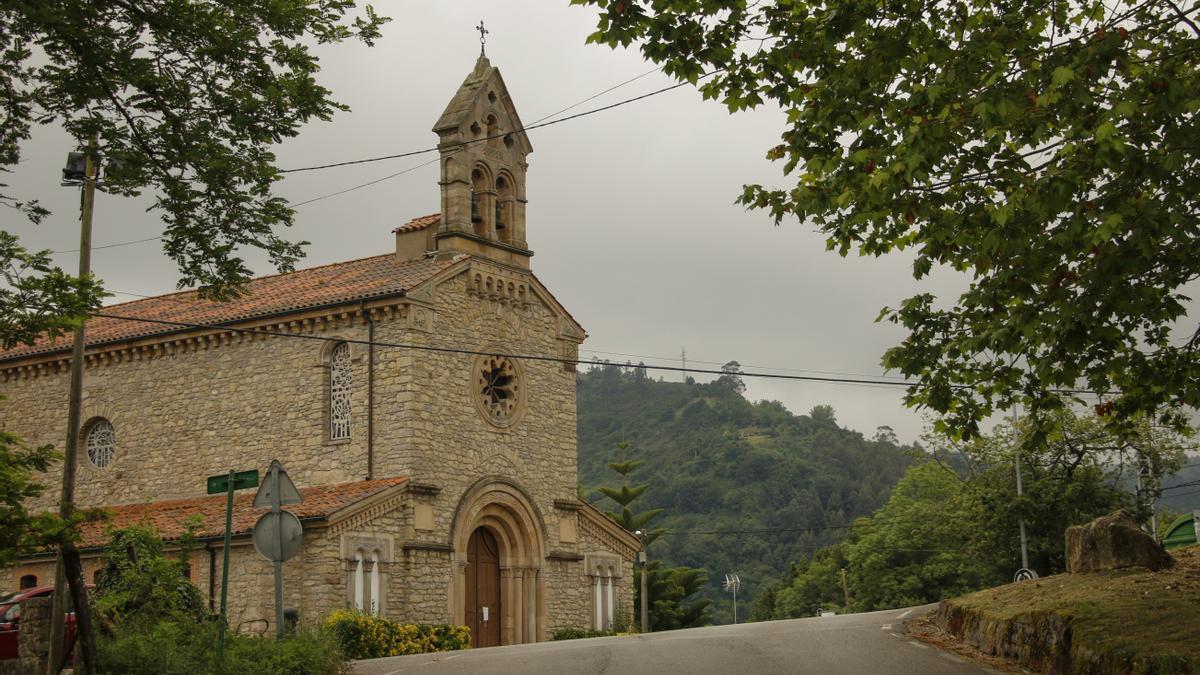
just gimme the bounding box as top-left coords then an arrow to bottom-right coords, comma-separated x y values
7,1 -> 982,443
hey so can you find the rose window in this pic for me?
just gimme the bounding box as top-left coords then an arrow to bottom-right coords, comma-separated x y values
475,356 -> 522,427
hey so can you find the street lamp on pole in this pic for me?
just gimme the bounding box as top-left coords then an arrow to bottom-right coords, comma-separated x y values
635,530 -> 648,634
47,143 -> 103,675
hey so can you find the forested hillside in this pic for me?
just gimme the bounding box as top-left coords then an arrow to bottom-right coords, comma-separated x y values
576,363 -> 913,625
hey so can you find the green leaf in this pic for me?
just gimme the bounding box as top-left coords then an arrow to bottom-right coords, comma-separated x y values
1051,66 -> 1075,87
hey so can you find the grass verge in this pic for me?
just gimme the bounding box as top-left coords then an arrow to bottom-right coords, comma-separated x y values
929,546 -> 1200,673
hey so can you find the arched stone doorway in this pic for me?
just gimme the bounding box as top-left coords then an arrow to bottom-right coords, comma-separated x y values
450,478 -> 546,645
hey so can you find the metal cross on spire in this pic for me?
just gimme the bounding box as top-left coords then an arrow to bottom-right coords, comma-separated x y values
476,20 -> 488,55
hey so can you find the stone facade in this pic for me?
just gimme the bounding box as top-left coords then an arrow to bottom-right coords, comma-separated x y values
0,54 -> 638,646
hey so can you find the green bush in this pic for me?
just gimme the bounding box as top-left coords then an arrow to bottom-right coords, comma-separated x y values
92,522 -> 207,633
324,610 -> 469,659
96,619 -> 345,675
91,524 -> 344,674
550,627 -> 617,641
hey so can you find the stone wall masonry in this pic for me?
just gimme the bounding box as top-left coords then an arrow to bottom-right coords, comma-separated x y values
577,514 -> 635,629
397,547 -> 455,624
544,557 -> 590,633
0,313 -> 379,511
375,268 -> 581,554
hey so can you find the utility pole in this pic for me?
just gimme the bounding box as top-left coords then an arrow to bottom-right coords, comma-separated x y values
839,568 -> 850,608
1013,408 -> 1030,572
1136,457 -> 1160,541
47,140 -> 100,675
681,347 -> 687,382
635,530 -> 649,633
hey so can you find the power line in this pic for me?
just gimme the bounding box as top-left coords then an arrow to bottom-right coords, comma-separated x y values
47,68 -> 689,254
278,72 -> 716,174
54,235 -> 162,255
87,289 -> 934,390
579,347 -> 909,382
1162,478 -> 1200,492
83,310 -> 934,389
287,156 -> 442,208
661,515 -> 977,537
47,310 -> 1096,395
526,66 -> 663,126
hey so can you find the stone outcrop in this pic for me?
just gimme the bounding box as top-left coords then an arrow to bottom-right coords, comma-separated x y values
934,601 -> 1072,673
1065,509 -> 1173,573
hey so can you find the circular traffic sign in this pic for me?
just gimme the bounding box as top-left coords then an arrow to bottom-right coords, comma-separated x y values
252,510 -> 303,562
1013,567 -> 1039,582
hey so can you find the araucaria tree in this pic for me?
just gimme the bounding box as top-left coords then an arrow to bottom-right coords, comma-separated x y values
596,439 -> 711,630
575,0 -> 1200,439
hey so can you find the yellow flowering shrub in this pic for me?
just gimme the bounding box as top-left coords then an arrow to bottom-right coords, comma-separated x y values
324,610 -> 470,659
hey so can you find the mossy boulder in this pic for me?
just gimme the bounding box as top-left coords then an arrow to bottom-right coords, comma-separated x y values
1065,510 -> 1173,574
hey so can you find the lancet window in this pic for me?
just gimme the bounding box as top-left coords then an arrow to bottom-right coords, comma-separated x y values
352,548 -> 383,616
329,342 -> 352,441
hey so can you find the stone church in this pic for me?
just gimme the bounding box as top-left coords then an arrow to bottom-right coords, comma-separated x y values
0,55 -> 636,647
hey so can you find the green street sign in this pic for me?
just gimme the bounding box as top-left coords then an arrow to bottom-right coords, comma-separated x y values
206,469 -> 260,495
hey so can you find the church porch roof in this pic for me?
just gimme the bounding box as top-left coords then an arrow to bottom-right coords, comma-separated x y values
69,477 -> 409,550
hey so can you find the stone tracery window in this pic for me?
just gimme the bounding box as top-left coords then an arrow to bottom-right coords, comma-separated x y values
475,355 -> 523,427
329,342 -> 352,441
85,418 -> 116,468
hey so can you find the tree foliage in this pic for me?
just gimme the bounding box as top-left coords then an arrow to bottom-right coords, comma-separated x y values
0,421 -> 59,567
574,0 -> 1200,440
593,434 -> 711,629
578,363 -> 912,624
0,232 -> 106,350
1,1 -> 388,299
598,439 -> 666,546
753,408 -> 1188,617
92,523 -> 208,634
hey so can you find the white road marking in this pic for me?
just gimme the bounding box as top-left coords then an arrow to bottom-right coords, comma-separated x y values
940,653 -> 965,663
907,642 -> 929,650
881,624 -> 892,630
890,632 -> 903,639
898,608 -> 914,619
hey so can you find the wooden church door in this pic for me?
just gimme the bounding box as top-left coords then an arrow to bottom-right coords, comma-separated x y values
466,527 -> 501,647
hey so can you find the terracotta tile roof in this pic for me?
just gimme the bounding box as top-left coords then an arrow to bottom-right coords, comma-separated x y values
74,477 -> 408,549
393,213 -> 440,233
0,253 -> 463,362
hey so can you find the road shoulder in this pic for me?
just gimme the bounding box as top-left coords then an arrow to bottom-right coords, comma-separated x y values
906,610 -> 1031,674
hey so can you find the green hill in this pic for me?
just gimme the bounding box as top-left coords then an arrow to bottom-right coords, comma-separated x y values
576,363 -> 913,624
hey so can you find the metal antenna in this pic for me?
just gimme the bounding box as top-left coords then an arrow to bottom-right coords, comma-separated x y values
723,573 -> 741,624
477,20 -> 488,55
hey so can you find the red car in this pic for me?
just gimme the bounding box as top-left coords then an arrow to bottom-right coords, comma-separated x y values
0,585 -> 91,661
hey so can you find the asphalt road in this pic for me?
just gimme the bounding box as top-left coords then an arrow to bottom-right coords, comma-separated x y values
353,605 -> 1001,675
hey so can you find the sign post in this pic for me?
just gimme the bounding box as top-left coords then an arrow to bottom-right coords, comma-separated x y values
252,460 -> 303,638
205,468 -> 259,660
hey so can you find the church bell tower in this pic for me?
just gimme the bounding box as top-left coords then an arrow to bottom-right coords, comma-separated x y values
432,55 -> 534,270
